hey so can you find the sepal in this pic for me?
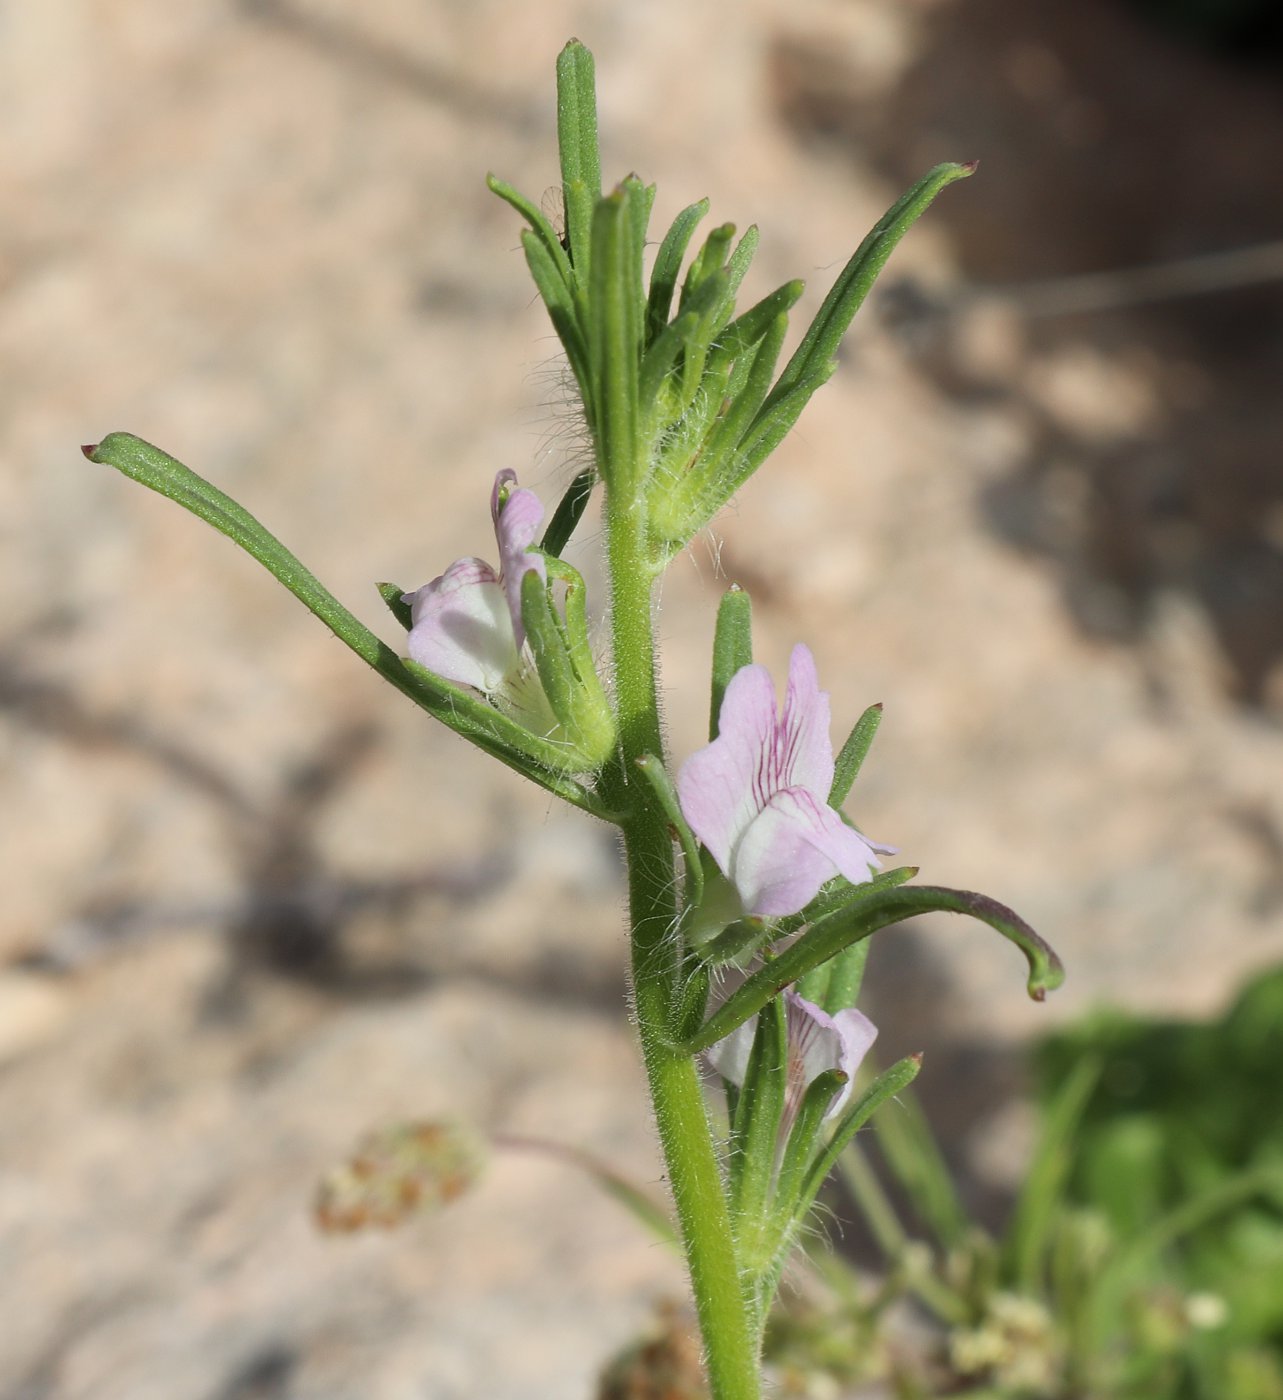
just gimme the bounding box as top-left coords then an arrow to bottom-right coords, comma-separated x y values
709,585 -> 753,739
520,562 -> 616,768
634,753 -> 703,916
724,996 -> 787,1224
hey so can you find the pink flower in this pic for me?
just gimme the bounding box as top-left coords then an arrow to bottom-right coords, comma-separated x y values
707,989 -> 877,1125
677,643 -> 889,919
403,470 -> 551,719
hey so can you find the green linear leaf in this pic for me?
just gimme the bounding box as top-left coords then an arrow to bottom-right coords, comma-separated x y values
724,224 -> 759,304
773,1067 -> 848,1230
763,161 -> 975,415
639,270 -> 729,429
729,997 -> 787,1227
830,702 -> 883,806
555,40 -> 602,280
681,222 -> 735,307
710,585 -> 753,739
800,1056 -> 923,1212
377,581 -> 413,631
541,466 -> 595,557
684,883 -> 1063,1054
486,173 -> 574,292
520,229 -> 591,402
645,198 -> 709,344
698,311 -> 789,479
710,279 -> 804,368
588,190 -> 643,493
776,864 -> 919,938
635,753 -> 703,915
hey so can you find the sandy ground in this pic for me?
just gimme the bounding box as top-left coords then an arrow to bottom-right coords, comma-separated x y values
2,0 -> 1281,1395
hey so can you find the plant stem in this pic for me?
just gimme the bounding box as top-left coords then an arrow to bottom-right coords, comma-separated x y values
605,489 -> 761,1400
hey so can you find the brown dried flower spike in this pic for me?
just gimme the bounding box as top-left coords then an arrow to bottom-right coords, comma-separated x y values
314,1120 -> 487,1233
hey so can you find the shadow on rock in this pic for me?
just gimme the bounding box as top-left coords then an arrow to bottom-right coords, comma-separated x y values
769,0 -> 1283,708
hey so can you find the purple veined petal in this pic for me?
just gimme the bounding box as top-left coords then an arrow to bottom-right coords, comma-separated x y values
828,1006 -> 878,1115
731,786 -> 884,919
490,470 -> 546,648
785,993 -> 878,1120
403,557 -> 519,693
707,990 -> 878,1126
778,644 -> 836,800
677,662 -> 778,877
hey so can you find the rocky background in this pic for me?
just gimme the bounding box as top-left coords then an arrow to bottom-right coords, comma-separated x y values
2,0 -> 1281,1395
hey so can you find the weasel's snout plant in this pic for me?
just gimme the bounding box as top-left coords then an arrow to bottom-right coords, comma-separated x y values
83,41 -> 1063,1399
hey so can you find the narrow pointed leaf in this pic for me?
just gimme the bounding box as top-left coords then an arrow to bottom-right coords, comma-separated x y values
796,934 -> 872,1014
541,554 -> 600,687
711,279 -> 804,368
710,585 -> 753,739
684,883 -> 1063,1054
774,1067 -> 849,1225
645,198 -> 709,343
800,1055 -> 923,1212
377,581 -> 413,631
588,191 -> 643,492
697,311 -> 789,480
764,161 -> 975,415
635,753 -> 703,914
541,466 -> 595,557
681,222 -> 735,306
555,40 -> 601,279
520,229 -> 590,398
520,569 -> 577,716
830,702 -> 883,806
724,224 -> 760,304
777,864 -> 919,938
729,996 -> 787,1226
640,270 -> 729,428
623,175 -> 655,282
822,939 -> 872,1016
486,173 -> 574,291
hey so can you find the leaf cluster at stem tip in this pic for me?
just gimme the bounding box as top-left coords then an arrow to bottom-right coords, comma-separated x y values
489,38 -> 976,567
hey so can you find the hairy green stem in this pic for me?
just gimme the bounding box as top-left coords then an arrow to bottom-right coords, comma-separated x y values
605,489 -> 760,1399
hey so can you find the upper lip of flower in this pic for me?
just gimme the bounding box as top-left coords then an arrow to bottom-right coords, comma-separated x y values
489,468 -> 546,651
676,643 -> 892,919
401,470 -> 548,697
705,986 -> 878,1127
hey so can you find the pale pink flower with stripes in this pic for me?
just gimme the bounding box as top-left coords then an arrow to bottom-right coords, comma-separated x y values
706,988 -> 877,1126
402,470 -> 553,726
677,643 -> 890,919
